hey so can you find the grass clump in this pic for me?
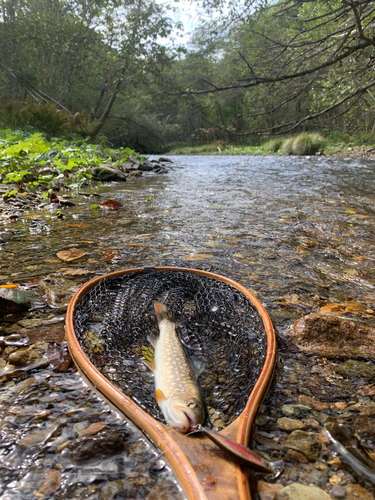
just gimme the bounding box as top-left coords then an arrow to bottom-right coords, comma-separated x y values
266,138 -> 283,153
281,137 -> 295,155
291,132 -> 326,155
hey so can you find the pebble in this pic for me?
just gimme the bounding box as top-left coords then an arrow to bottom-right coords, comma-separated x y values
277,417 -> 306,431
331,485 -> 347,499
275,483 -> 331,500
281,404 -> 311,418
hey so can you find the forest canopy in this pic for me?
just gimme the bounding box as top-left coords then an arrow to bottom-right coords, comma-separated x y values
0,0 -> 374,151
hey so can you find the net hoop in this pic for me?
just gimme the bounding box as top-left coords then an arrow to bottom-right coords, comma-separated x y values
66,266 -> 276,500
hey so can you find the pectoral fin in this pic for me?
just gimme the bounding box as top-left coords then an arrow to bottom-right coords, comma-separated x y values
155,389 -> 166,405
142,345 -> 156,372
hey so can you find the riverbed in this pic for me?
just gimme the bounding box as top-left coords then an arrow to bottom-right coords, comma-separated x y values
1,154 -> 375,499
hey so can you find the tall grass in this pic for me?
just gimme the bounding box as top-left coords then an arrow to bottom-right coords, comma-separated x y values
292,133 -> 326,155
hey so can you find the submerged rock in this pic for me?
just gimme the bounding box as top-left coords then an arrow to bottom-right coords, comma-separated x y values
67,430 -> 127,462
275,483 -> 331,499
285,430 -> 322,461
285,313 -> 375,359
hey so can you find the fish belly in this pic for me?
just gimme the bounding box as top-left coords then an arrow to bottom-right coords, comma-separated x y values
154,320 -> 196,398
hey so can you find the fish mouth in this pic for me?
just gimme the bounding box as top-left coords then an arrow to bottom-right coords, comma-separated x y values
181,409 -> 198,433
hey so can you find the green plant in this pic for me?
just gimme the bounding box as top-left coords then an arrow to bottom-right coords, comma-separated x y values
266,138 -> 283,153
291,133 -> 326,155
281,138 -> 295,155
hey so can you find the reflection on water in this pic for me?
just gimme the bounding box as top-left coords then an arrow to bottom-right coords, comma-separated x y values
1,154 -> 375,498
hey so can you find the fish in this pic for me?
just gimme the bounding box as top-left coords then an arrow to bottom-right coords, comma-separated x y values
193,426 -> 281,474
146,302 -> 205,433
325,422 -> 375,484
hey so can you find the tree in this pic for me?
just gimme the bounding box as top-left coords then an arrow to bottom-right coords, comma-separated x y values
171,0 -> 375,136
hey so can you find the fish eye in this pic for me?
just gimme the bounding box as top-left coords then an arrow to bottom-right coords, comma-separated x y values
188,402 -> 197,408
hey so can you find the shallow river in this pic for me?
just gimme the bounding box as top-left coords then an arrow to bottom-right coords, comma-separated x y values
1,154 -> 375,499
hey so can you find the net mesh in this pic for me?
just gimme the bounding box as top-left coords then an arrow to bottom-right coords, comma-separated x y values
73,268 -> 267,430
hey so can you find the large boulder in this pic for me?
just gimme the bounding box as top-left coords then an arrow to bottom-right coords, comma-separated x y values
284,313 -> 375,359
90,164 -> 127,182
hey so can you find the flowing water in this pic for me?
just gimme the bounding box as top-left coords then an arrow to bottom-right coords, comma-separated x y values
1,154 -> 375,499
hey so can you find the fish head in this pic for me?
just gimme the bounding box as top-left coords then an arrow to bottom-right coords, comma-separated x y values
165,394 -> 205,433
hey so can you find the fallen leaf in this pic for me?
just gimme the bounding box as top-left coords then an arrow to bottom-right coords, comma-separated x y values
101,249 -> 121,262
100,199 -> 123,209
135,235 -> 156,240
0,284 -> 18,288
47,343 -> 71,372
56,268 -> 94,276
36,469 -> 61,496
56,248 -> 86,262
321,302 -> 367,315
65,223 -> 89,228
79,422 -> 108,437
182,253 -> 213,261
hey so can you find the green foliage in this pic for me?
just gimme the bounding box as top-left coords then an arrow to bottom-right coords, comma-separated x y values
0,128 -> 142,194
291,133 -> 326,156
266,139 -> 283,153
281,138 -> 295,155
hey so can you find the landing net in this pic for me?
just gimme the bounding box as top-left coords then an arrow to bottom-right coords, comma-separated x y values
73,268 -> 267,430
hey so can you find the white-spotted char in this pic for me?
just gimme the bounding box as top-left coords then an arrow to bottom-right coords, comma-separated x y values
148,302 -> 205,433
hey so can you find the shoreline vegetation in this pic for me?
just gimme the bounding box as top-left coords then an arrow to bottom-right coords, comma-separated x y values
165,131 -> 375,158
1,128 -> 375,202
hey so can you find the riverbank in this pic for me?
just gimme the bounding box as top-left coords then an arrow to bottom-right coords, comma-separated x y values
165,131 -> 375,158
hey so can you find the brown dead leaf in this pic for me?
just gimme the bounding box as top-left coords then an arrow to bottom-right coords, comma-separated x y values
182,253 -> 213,262
56,268 -> 93,276
100,199 -> 123,209
65,223 -> 89,228
79,422 -> 108,437
321,302 -> 367,315
47,343 -> 71,372
56,248 -> 86,262
36,469 -> 61,496
135,235 -> 156,240
101,249 -> 121,263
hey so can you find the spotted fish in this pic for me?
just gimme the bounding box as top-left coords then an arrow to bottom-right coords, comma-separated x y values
146,302 -> 205,433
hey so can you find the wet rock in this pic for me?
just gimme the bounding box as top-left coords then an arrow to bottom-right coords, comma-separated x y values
36,469 -> 61,496
158,157 -> 173,163
332,360 -> 375,380
18,318 -> 45,329
281,404 -> 311,418
277,417 -> 306,432
331,485 -> 347,499
18,426 -> 56,451
50,177 -> 66,190
14,377 -> 35,394
275,483 -> 331,500
128,155 -> 140,165
129,170 -> 142,177
139,162 -> 154,171
344,484 -> 374,500
47,343 -> 71,372
90,164 -> 127,182
285,430 -> 322,461
8,347 -> 40,366
67,430 -> 127,462
100,479 -> 137,500
286,313 -> 375,359
257,480 -> 284,500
